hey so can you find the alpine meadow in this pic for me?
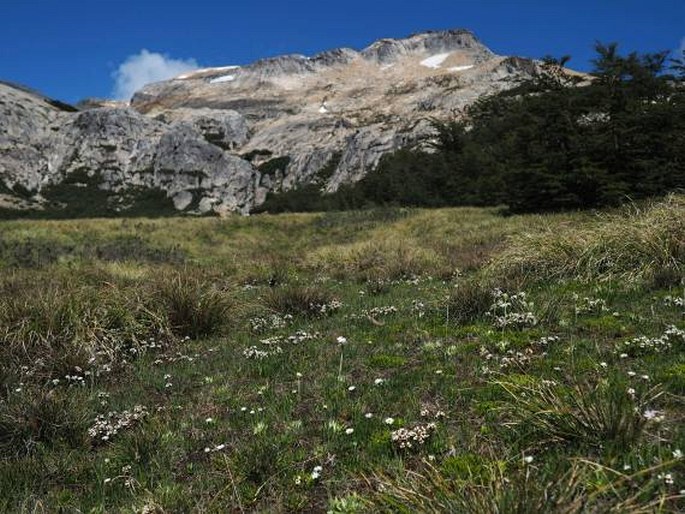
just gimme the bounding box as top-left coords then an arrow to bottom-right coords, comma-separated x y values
0,21 -> 684,514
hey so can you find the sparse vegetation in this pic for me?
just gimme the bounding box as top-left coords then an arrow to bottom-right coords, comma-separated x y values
0,196 -> 683,512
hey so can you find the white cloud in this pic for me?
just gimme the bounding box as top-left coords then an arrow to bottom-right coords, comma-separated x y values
112,49 -> 198,100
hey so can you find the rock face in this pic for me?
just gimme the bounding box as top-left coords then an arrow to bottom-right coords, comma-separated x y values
0,87 -> 257,214
0,29 -> 547,215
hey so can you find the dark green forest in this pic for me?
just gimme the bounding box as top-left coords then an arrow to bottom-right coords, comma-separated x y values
255,43 -> 685,214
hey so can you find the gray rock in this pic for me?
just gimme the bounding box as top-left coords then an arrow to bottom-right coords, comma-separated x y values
0,84 -> 259,214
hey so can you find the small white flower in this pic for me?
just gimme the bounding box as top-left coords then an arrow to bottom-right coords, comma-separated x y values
599,362 -> 608,368
296,372 -> 303,378
205,417 -> 214,424
658,473 -> 674,485
673,449 -> 683,459
435,369 -> 444,375
365,412 -> 374,419
523,455 -> 534,464
336,336 -> 348,345
204,447 -> 211,453
345,428 -> 354,435
384,417 -> 395,425
374,378 -> 385,385
623,464 -> 631,470
643,409 -> 664,422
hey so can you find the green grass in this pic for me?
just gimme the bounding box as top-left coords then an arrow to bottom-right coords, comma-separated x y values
0,196 -> 683,512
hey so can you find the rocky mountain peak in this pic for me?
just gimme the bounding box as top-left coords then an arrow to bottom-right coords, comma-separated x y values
1,29 -> 553,217
360,28 -> 492,64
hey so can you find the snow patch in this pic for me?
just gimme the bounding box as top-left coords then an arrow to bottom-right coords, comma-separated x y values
177,65 -> 240,79
210,74 -> 236,84
319,104 -> 329,114
420,53 -> 451,69
448,65 -> 475,72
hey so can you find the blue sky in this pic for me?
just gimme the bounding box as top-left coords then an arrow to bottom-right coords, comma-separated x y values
2,0 -> 683,103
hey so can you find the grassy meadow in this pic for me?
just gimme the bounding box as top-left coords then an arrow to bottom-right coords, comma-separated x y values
0,196 -> 684,512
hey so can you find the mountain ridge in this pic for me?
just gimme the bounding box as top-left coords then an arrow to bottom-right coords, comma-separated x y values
0,29 -> 549,216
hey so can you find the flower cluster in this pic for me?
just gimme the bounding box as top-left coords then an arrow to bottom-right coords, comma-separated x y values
480,346 -> 539,374
533,335 -> 560,347
249,314 -> 292,333
616,325 -> 685,357
245,330 -> 321,359
420,408 -> 446,420
489,290 -> 538,329
88,405 -> 148,443
663,295 -> 685,308
411,300 -> 426,318
574,295 -> 608,315
391,423 -> 436,449
243,345 -> 283,360
317,299 -> 343,315
365,305 -> 398,317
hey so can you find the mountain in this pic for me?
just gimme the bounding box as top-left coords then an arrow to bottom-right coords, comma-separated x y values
0,29 -> 547,216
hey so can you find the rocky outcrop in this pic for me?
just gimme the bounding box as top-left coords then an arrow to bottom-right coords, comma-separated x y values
0,29 -> 557,215
0,86 -> 258,214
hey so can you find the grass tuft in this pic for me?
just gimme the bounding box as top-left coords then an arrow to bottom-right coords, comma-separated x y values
159,274 -> 231,339
498,375 -> 662,454
488,195 -> 685,282
262,284 -> 337,318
